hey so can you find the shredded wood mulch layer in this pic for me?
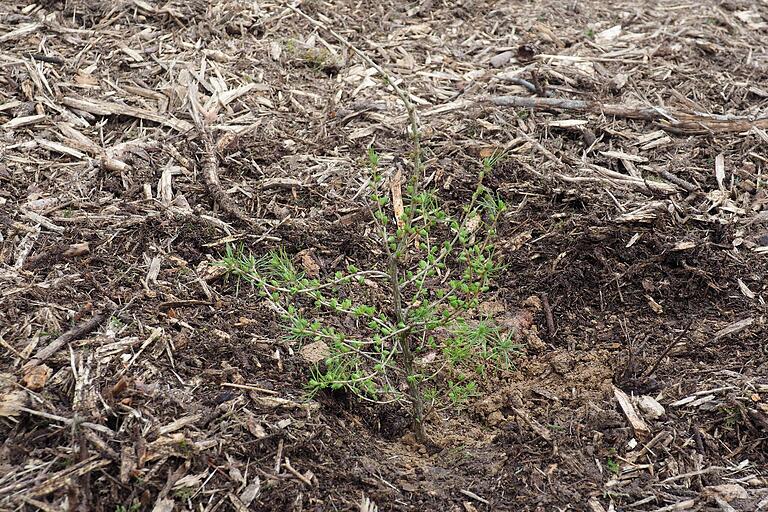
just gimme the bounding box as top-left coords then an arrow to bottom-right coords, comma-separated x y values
1,1 -> 767,510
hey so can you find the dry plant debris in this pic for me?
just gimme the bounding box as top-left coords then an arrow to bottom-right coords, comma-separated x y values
1,0 -> 767,510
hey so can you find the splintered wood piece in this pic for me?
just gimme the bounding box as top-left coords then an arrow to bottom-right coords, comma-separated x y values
23,456 -> 111,498
3,114 -> 46,129
360,495 -> 379,512
228,493 -> 250,512
36,138 -> 86,159
239,477 -> 261,507
157,413 -> 202,435
0,100 -> 22,112
0,387 -> 28,418
0,23 -> 40,43
55,123 -> 102,154
217,83 -> 256,108
587,498 -> 608,512
713,317 -> 753,340
613,386 -> 651,440
61,96 -> 193,132
599,150 -> 648,163
715,153 -> 726,191
22,209 -> 64,233
509,405 -> 553,442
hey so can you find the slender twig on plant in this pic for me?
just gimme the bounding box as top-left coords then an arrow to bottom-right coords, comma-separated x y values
265,270 -> 390,293
400,174 -> 488,290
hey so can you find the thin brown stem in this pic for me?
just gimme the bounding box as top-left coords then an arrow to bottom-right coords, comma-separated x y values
292,4 -> 428,442
387,254 -> 426,443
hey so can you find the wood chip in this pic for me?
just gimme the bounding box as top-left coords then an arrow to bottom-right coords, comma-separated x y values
600,150 -> 648,163
713,317 -> 753,340
239,477 -> 261,506
150,498 -> 175,512
549,119 -> 589,127
299,341 -> 330,364
704,483 -> 749,501
37,138 -> 86,159
595,25 -> 622,43
25,456 -> 111,498
636,130 -> 667,144
3,114 -> 46,129
117,446 -> 136,485
157,413 -> 202,435
715,153 -> 726,191
21,364 -> 52,391
614,386 -> 651,439
297,249 -> 320,278
587,498 -> 608,512
0,385 -> 27,417
635,395 -> 665,420
23,209 -> 65,233
640,135 -> 672,150
0,100 -> 23,112
672,241 -> 696,251
651,499 -> 696,511
490,50 -> 515,68
0,23 -> 40,43
737,279 -> 756,299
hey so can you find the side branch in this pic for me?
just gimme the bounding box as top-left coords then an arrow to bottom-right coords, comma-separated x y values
188,81 -> 257,227
490,95 -> 768,135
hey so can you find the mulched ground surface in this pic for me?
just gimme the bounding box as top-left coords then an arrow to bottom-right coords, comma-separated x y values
1,1 -> 767,510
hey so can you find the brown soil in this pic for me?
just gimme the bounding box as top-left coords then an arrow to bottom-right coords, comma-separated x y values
1,1 -> 767,511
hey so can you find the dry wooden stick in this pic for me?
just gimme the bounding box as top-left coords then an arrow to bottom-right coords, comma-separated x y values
509,405 -> 553,442
642,320 -> 693,378
274,438 -> 284,474
17,407 -> 115,436
221,382 -> 279,395
658,170 -> 699,193
282,458 -> 313,486
198,127 -> 256,226
540,292 -> 555,335
490,95 -> 768,135
22,313 -> 108,369
493,95 -> 663,120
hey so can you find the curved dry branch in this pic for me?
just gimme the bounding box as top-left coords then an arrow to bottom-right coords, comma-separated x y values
197,128 -> 256,226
